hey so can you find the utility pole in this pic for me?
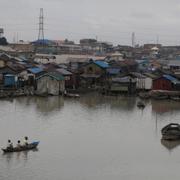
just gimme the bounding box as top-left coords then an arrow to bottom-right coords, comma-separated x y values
132,32 -> 135,48
17,32 -> 19,43
96,36 -> 98,41
156,35 -> 159,45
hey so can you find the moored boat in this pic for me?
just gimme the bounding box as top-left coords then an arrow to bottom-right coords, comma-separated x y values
161,123 -> 180,140
170,96 -> 180,101
65,93 -> 80,98
153,95 -> 169,100
2,141 -> 40,153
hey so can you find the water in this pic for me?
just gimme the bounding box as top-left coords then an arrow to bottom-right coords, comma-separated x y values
0,94 -> 180,180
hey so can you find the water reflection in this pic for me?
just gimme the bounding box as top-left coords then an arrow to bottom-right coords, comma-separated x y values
35,96 -> 64,113
15,96 -> 64,114
2,148 -> 39,164
7,94 -> 138,114
161,139 -> 180,151
79,93 -> 136,110
4,95 -> 180,115
152,100 -> 180,114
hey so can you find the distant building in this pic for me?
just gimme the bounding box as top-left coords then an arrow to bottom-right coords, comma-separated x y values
80,39 -> 97,45
106,52 -> 124,61
144,44 -> 162,49
80,39 -> 113,54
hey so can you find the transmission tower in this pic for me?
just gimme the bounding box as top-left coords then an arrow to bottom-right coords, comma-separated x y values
38,8 -> 45,43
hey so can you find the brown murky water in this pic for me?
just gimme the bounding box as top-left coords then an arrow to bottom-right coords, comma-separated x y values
0,93 -> 180,180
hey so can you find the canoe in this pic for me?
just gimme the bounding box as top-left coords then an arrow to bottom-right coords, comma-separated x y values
2,141 -> 40,153
161,123 -> 180,140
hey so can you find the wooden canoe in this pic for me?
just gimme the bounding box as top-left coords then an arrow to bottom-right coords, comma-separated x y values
2,141 -> 40,153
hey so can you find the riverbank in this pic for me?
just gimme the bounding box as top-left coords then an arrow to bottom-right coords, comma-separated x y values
139,90 -> 180,100
1,87 -> 180,101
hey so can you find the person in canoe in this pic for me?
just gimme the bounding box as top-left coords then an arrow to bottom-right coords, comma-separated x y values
16,140 -> 21,149
7,139 -> 13,149
23,136 -> 29,146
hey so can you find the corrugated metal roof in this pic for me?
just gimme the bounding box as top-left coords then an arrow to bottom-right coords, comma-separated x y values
56,68 -> 72,76
135,60 -> 149,64
32,39 -> 54,45
58,64 -> 68,69
168,60 -> 180,67
144,73 -> 159,79
28,67 -> 43,74
112,76 -> 136,83
94,60 -> 109,68
106,68 -> 120,75
4,74 -> 15,77
36,72 -> 64,81
48,72 -> 64,80
130,72 -> 146,78
163,74 -> 180,84
81,74 -> 101,78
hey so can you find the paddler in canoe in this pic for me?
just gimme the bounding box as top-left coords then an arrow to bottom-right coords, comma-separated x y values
7,139 -> 13,149
16,140 -> 21,149
23,136 -> 29,146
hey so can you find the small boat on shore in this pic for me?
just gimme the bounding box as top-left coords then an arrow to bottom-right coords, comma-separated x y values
137,101 -> 145,108
2,141 -> 40,153
153,95 -> 169,100
161,123 -> 180,140
170,96 -> 180,101
64,93 -> 80,98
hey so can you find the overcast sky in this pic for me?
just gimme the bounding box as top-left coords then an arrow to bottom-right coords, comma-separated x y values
1,0 -> 180,45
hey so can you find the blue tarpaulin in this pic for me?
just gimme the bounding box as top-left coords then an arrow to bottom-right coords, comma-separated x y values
94,60 -> 109,68
28,67 -> 43,74
32,39 -> 54,45
163,74 -> 180,84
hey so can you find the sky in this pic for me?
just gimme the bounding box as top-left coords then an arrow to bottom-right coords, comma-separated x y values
1,0 -> 180,45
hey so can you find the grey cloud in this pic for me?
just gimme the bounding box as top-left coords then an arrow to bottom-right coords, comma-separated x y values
0,0 -> 180,45
130,12 -> 155,19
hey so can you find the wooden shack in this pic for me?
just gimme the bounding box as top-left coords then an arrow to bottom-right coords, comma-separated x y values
36,72 -> 65,96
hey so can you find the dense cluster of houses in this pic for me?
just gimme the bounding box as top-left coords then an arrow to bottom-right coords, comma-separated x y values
0,53 -> 67,96
1,50 -> 180,98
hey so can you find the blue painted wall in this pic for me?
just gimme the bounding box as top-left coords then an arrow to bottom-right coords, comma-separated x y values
4,74 -> 16,86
